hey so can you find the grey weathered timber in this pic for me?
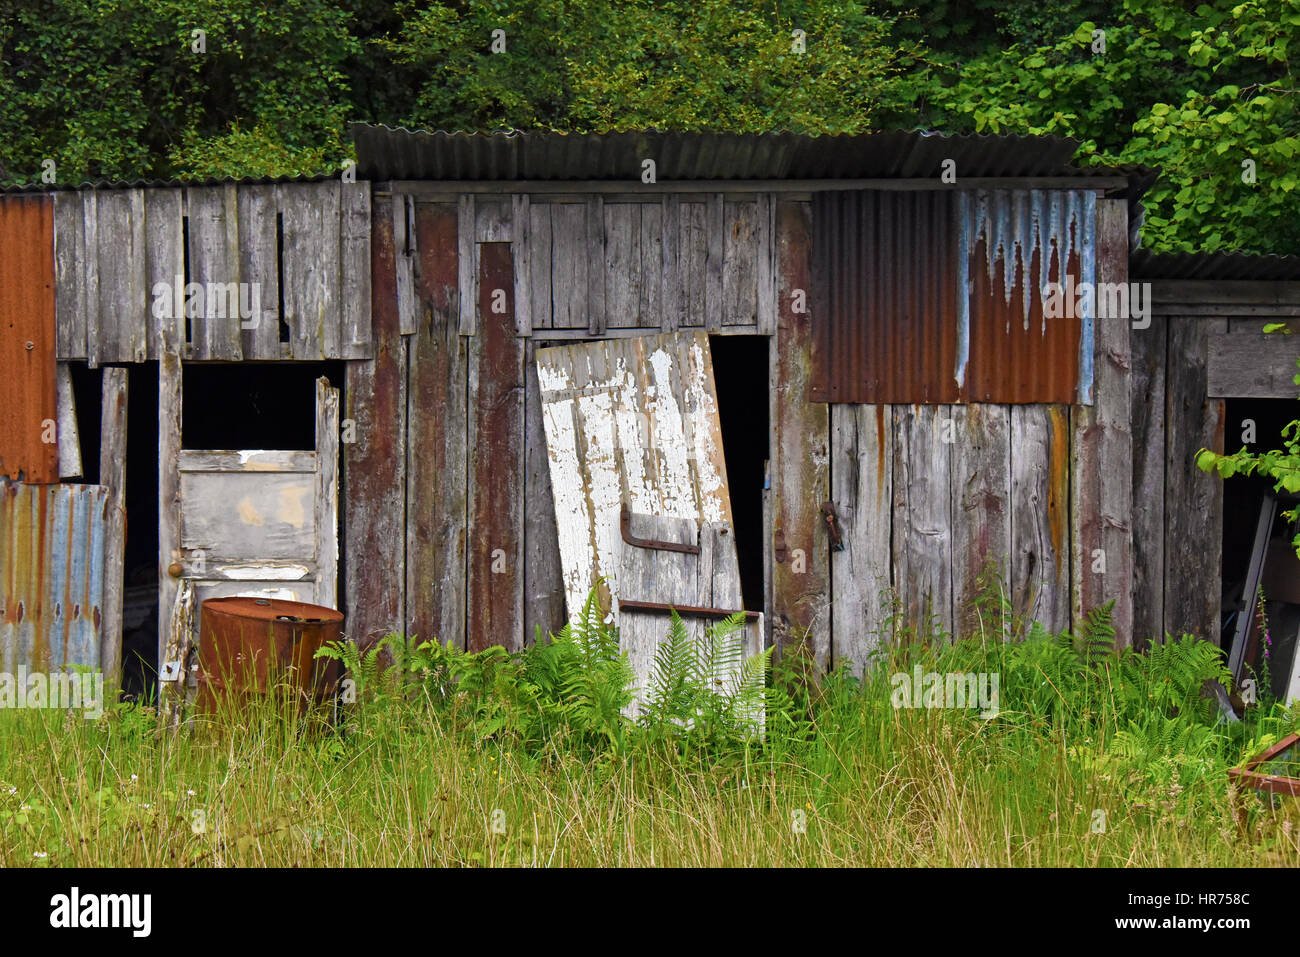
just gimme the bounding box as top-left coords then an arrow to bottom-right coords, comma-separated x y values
527,201 -> 553,330
457,194 -> 476,335
680,201 -> 708,326
53,192 -> 86,359
144,189 -> 185,359
770,200 -> 830,667
157,350 -> 182,684
951,404 -> 1012,641
638,201 -> 662,327
755,193 -> 777,336
603,203 -> 645,328
340,184 -> 374,359
406,202 -> 467,650
722,200 -> 758,326
830,403 -> 893,672
892,404 -> 954,639
704,193 -> 724,331
99,367 -> 128,688
524,339 -> 565,643
94,190 -> 148,362
279,181 -> 341,358
345,194 -> 407,651
1207,332 -> 1300,398
1008,405 -> 1071,634
474,199 -> 512,242
586,196 -> 607,335
237,185 -> 281,360
1164,316 -> 1226,642
315,377 -> 340,609
1129,316 -> 1167,645
512,194 -> 532,336
388,192 -> 416,339
660,194 -> 683,332
550,203 -> 588,328
81,191 -> 100,367
1070,199 -> 1134,645
55,363 -> 82,479
185,184 -> 243,360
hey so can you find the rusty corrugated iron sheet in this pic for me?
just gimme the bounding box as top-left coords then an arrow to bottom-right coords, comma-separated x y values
812,189 -> 1096,404
0,481 -> 107,673
0,195 -> 57,482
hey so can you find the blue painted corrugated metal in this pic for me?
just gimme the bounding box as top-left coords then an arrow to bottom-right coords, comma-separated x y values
812,189 -> 1098,404
0,481 -> 107,673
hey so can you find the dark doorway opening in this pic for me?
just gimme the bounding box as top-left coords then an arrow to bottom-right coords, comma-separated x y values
709,335 -> 770,612
1222,397 -> 1300,698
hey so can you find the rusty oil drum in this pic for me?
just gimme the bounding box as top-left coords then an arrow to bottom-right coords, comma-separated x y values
196,597 -> 343,715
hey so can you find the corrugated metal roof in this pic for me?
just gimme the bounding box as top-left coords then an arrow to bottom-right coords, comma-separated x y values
1131,249 -> 1300,281
812,189 -> 1094,404
349,124 -> 1153,186
0,195 -> 57,483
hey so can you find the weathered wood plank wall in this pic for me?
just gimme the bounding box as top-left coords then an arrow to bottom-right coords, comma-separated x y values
53,181 -> 372,363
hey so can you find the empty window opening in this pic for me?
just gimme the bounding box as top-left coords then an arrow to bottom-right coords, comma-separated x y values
710,335 -> 770,612
182,362 -> 343,451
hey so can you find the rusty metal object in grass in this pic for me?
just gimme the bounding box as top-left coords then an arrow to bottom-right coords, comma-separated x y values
1228,732 -> 1300,833
196,596 -> 343,717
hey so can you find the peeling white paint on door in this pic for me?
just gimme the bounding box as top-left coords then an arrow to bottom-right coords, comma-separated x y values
537,332 -> 734,621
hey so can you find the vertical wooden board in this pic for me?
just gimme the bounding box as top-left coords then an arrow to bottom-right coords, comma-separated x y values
524,339 -> 565,643
722,200 -> 758,326
92,192 -> 128,362
660,195 -> 682,332
144,189 -> 184,359
704,193 -> 724,331
237,185 -> 281,360
1164,317 -> 1225,642
680,202 -> 708,326
407,203 -> 468,650
512,194 -> 532,336
475,199 -> 511,242
467,242 -> 525,651
586,196 -> 607,335
392,193 -> 418,337
1009,405 -> 1071,634
457,195 -> 476,335
279,181 -> 340,358
549,203 -> 587,329
185,184 -> 242,360
891,404 -> 954,640
54,192 -> 86,359
1130,316 -> 1167,646
527,202 -> 553,330
55,363 -> 82,479
638,201 -> 662,327
603,203 -> 640,327
314,377 -> 340,609
756,194 -> 777,337
81,192 -> 100,368
99,367 -> 127,687
157,351 -> 182,680
830,404 -> 893,673
343,195 -> 407,652
950,404 -> 1011,640
340,183 -> 373,358
1070,199 -> 1134,645
771,200 -> 830,668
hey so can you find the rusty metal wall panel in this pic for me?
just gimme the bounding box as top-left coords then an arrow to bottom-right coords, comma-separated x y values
1,481 -> 108,673
812,189 -> 1096,404
0,195 -> 57,482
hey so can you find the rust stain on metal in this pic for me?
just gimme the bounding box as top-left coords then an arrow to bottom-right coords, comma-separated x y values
812,189 -> 1095,405
1048,405 -> 1069,570
0,196 -> 57,483
874,404 -> 887,503
0,482 -> 107,673
195,596 -> 342,714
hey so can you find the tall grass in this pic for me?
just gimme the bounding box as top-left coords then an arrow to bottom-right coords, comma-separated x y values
1,593 -> 1298,867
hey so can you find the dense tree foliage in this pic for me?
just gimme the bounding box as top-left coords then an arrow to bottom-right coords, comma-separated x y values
1,0 -> 1295,254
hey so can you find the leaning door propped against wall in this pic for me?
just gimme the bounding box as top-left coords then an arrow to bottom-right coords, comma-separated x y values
157,373 -> 339,698
535,332 -> 762,709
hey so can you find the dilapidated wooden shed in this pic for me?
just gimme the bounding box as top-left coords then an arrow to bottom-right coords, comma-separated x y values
2,126 -> 1295,699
